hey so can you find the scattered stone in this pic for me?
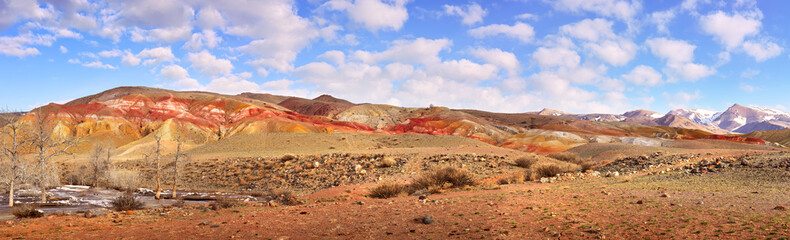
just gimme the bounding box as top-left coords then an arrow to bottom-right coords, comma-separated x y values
418,195 -> 427,200
417,216 -> 434,224
83,211 -> 94,218
636,200 -> 644,204
697,201 -> 704,205
660,193 -> 670,198
199,221 -> 211,226
354,201 -> 364,205
774,205 -> 787,211
299,211 -> 308,215
210,225 -> 220,228
539,177 -> 550,183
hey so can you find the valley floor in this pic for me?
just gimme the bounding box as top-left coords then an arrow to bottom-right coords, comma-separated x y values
2,159 -> 788,239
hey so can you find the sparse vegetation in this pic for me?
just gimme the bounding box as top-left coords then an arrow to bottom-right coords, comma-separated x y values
378,157 -> 396,168
369,182 -> 404,199
409,167 -> 476,193
107,169 -> 141,192
267,189 -> 300,206
547,152 -> 595,172
12,205 -> 44,218
211,197 -> 239,209
536,164 -> 566,178
514,156 -> 538,168
111,194 -> 145,211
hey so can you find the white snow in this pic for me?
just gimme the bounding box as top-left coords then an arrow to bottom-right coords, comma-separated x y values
733,116 -> 747,128
650,113 -> 664,119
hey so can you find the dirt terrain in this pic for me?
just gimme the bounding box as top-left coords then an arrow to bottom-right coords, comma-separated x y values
3,145 -> 789,239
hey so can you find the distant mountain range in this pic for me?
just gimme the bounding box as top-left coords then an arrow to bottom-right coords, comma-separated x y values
534,104 -> 790,134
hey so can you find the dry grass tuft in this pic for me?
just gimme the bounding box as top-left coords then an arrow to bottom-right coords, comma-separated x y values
548,152 -> 596,171
110,194 -> 145,211
12,205 -> 44,218
378,157 -> 397,168
268,189 -> 300,206
410,167 -> 476,192
514,156 -> 539,168
368,182 -> 405,199
535,164 -> 576,178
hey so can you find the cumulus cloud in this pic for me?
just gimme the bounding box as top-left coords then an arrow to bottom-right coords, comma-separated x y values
325,0 -> 409,32
444,3 -> 487,25
187,50 -> 234,76
700,11 -> 761,49
742,39 -> 783,61
645,37 -> 695,65
0,34 -> 55,57
560,18 -> 614,42
532,47 -> 580,69
0,0 -> 54,29
59,45 -> 67,53
548,0 -> 642,22
353,38 -> 451,64
622,65 -> 662,86
205,74 -> 261,94
160,64 -> 201,89
136,47 -> 177,66
469,47 -> 520,75
469,22 -> 534,43
183,30 -> 222,51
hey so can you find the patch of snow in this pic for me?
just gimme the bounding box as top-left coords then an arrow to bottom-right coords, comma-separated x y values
763,115 -> 775,121
733,116 -> 747,128
650,113 -> 664,119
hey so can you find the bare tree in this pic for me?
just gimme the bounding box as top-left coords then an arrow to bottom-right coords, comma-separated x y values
143,134 -> 164,200
0,110 -> 28,207
31,110 -> 78,203
89,145 -> 110,188
171,129 -> 190,199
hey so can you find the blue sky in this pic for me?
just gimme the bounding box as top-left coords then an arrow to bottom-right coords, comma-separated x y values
1,0 -> 789,114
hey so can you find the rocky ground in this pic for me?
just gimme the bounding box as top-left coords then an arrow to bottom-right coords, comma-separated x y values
2,148 -> 789,239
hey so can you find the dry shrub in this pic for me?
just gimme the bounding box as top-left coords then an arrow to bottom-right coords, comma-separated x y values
268,189 -> 300,206
12,205 -> 43,218
111,194 -> 144,211
548,152 -> 596,171
369,182 -> 404,199
514,156 -> 538,168
212,197 -> 239,209
107,169 -> 140,192
547,152 -> 584,164
410,167 -> 475,192
496,172 -> 527,185
535,164 -> 571,178
378,157 -> 397,168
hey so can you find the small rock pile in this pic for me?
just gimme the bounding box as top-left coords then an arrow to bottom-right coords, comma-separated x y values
598,153 -> 695,173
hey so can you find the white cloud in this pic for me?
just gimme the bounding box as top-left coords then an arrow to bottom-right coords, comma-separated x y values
183,30 -> 222,51
98,49 -> 122,58
649,9 -> 675,34
622,65 -> 662,86
671,90 -> 702,103
645,37 -> 696,65
585,39 -> 637,66
205,74 -> 261,94
532,47 -> 580,69
160,64 -> 201,89
353,38 -> 451,64
514,13 -> 538,21
700,11 -> 761,49
136,47 -> 176,66
0,0 -> 54,29
318,50 -> 346,65
117,0 -> 194,29
82,60 -> 116,69
187,50 -> 234,76
469,47 -> 520,75
560,18 -> 614,42
444,3 -> 487,25
427,59 -> 498,83
59,45 -> 67,53
468,22 -> 534,43
0,34 -> 55,57
740,68 -> 759,79
742,40 -> 783,61
667,62 -> 715,81
196,7 -> 226,29
549,0 -> 642,22
122,50 -> 141,66
326,0 -> 409,32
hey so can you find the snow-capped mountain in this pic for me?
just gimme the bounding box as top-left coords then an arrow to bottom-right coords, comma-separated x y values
670,104 -> 790,133
666,109 -> 721,124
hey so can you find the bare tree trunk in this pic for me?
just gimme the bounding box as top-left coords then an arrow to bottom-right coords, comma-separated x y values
154,134 -> 162,200
8,176 -> 14,207
39,157 -> 47,203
